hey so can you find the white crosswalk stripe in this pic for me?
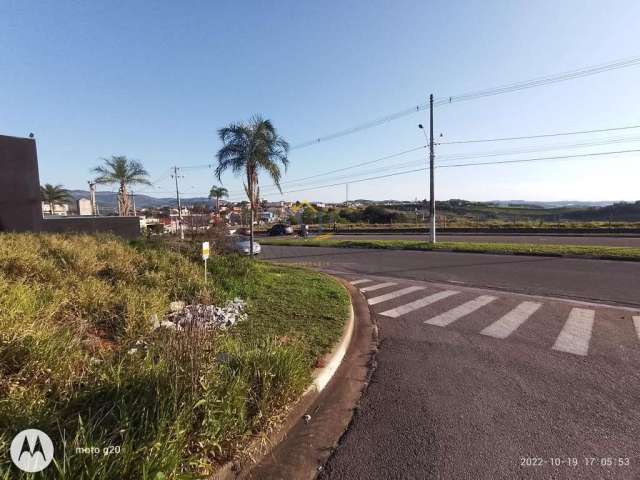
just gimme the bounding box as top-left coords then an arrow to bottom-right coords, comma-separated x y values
360,277 -> 637,358
380,290 -> 459,318
425,295 -> 497,327
360,282 -> 397,292
367,286 -> 427,306
552,308 -> 595,356
480,301 -> 542,339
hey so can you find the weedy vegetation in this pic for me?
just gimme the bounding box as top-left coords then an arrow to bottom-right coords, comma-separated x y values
0,233 -> 348,479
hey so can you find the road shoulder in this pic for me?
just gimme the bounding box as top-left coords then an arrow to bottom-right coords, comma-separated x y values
216,278 -> 377,480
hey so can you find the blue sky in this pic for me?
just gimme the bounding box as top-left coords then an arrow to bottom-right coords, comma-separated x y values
2,0 -> 640,203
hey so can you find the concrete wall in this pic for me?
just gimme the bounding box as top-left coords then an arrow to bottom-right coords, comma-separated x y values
41,216 -> 141,239
0,134 -> 141,239
0,135 -> 42,232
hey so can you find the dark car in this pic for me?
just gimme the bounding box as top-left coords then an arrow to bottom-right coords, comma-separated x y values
268,224 -> 294,236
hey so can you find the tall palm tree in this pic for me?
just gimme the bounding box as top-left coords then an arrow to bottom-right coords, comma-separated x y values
92,156 -> 151,216
208,185 -> 229,216
215,115 -> 289,255
40,183 -> 72,215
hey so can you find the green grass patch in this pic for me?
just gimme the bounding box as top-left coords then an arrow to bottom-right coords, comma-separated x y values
0,233 -> 349,479
260,237 -> 640,261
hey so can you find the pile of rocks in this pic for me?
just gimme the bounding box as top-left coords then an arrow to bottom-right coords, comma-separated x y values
152,298 -> 247,331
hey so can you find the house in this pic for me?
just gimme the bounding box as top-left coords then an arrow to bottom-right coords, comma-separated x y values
42,202 -> 69,216
77,198 -> 93,216
259,211 -> 275,222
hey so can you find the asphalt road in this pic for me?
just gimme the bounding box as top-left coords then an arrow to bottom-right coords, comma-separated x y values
260,245 -> 640,479
261,245 -> 640,307
329,233 -> 640,247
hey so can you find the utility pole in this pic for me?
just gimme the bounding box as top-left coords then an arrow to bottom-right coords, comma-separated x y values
429,94 -> 436,243
172,166 -> 184,240
88,181 -> 97,216
345,183 -> 349,207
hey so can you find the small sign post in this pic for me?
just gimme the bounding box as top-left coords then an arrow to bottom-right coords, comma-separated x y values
202,241 -> 210,282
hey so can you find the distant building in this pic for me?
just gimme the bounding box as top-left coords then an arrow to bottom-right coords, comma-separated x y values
260,211 -> 275,222
77,198 -> 93,216
42,202 -> 69,216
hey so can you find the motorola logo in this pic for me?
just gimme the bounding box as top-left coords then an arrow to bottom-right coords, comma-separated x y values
10,429 -> 54,473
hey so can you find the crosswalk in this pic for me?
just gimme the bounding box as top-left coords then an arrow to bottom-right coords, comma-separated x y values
425,295 -> 496,327
379,290 -> 459,318
351,278 -> 639,358
480,301 -> 541,339
367,285 -> 426,306
551,308 -> 594,356
360,281 -> 397,292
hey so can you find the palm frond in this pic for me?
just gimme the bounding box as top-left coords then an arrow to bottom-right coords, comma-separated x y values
91,155 -> 151,186
215,115 -> 289,200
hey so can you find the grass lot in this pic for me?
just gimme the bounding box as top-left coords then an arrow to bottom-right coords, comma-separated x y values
260,237 -> 640,262
0,233 -> 349,479
257,221 -> 640,232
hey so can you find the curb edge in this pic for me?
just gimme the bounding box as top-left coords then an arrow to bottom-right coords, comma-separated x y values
213,277 -> 357,480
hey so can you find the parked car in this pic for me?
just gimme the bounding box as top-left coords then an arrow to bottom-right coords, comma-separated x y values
267,223 -> 294,236
236,227 -> 251,236
229,237 -> 261,256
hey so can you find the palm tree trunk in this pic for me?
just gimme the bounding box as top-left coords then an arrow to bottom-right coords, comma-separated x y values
50,202 -> 55,215
216,196 -> 220,216
247,169 -> 255,258
120,183 -> 129,216
249,207 -> 254,256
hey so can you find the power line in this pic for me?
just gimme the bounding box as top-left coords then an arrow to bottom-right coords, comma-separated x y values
255,145 -> 426,189
290,109 -> 426,150
437,124 -> 640,145
168,136 -> 640,201
435,135 -> 640,162
230,148 -> 640,197
290,105 -> 428,149
170,123 -> 640,197
236,133 -> 640,197
288,55 -> 640,150
437,148 -> 640,169
433,55 -> 640,106
240,157 -> 427,198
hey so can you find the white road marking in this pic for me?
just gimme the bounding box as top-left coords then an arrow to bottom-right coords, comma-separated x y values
425,295 -> 497,327
367,286 -> 426,306
552,308 -> 595,356
480,301 -> 542,339
633,316 -> 640,340
350,279 -> 372,286
360,282 -> 397,292
380,290 -> 459,318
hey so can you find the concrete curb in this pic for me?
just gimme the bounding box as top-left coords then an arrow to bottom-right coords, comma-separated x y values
311,301 -> 355,393
213,277 -> 364,480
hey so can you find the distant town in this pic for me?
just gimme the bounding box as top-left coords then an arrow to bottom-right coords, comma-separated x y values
44,189 -> 640,236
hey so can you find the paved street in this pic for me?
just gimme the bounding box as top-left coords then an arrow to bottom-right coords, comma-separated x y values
261,246 -> 640,479
329,233 -> 640,247
261,245 -> 640,307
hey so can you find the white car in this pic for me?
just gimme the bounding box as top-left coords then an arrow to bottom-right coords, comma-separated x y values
231,238 -> 261,256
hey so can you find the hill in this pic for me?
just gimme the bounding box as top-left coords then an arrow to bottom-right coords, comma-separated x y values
68,190 -> 212,209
